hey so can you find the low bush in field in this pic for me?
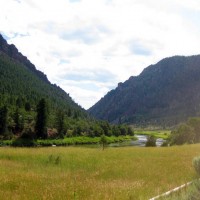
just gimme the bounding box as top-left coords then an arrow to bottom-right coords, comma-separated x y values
193,156 -> 200,177
145,135 -> 156,147
170,117 -> 200,145
12,138 -> 36,147
161,141 -> 169,147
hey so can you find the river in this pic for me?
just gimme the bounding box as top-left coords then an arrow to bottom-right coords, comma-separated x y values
108,135 -> 165,147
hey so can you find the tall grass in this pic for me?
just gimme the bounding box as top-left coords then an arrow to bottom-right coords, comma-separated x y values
0,144 -> 200,199
159,180 -> 200,200
160,156 -> 200,200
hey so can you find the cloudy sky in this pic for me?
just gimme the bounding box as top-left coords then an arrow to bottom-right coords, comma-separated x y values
1,0 -> 200,109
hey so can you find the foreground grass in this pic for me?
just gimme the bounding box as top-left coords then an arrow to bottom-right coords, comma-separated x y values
134,130 -> 171,139
0,144 -> 200,200
160,180 -> 200,200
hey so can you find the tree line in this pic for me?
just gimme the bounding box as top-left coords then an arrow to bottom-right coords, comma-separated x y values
0,98 -> 134,140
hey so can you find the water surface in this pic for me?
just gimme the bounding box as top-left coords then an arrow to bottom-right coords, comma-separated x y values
108,135 -> 165,147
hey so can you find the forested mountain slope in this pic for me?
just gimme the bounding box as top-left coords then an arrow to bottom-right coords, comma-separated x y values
0,34 -> 85,116
89,55 -> 200,126
0,34 -> 134,140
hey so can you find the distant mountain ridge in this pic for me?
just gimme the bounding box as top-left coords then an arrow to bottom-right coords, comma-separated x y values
89,55 -> 200,126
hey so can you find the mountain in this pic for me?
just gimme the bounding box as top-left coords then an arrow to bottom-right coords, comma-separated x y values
0,34 -> 134,141
0,34 -> 85,116
89,55 -> 200,126
0,34 -> 49,83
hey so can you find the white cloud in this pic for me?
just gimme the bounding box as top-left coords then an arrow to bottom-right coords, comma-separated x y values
1,0 -> 200,109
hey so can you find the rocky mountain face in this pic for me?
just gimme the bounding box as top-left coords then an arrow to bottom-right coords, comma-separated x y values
0,34 -> 48,83
89,55 -> 200,126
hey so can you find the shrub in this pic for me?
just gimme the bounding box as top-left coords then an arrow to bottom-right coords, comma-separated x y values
47,128 -> 58,139
12,127 -> 36,147
47,155 -> 61,165
21,127 -> 35,140
170,124 -> 194,145
2,130 -> 13,140
161,141 -> 169,147
193,156 -> 200,176
145,135 -> 156,147
12,138 -> 36,147
100,134 -> 107,150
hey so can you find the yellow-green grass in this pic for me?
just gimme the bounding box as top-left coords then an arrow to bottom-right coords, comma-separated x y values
135,130 -> 171,139
0,144 -> 199,200
159,180 -> 200,200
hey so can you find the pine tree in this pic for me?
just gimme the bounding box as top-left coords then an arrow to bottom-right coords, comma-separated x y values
0,106 -> 8,135
67,108 -> 72,117
13,107 -> 20,133
25,102 -> 31,111
13,108 -> 24,134
35,98 -> 47,139
55,110 -> 65,138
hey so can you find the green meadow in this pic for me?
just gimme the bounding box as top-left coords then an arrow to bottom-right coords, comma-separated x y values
0,135 -> 136,147
0,144 -> 199,200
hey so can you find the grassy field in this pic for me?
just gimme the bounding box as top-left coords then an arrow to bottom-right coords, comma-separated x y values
134,130 -> 171,139
0,144 -> 199,200
159,180 -> 200,200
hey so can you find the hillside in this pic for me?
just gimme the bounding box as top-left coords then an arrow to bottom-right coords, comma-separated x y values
0,34 -> 85,116
0,34 -> 134,140
89,55 -> 200,126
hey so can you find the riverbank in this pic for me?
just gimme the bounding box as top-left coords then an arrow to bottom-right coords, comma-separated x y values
0,135 -> 136,147
0,134 -> 168,147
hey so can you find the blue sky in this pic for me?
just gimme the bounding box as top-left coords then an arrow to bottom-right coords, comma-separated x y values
1,0 -> 200,109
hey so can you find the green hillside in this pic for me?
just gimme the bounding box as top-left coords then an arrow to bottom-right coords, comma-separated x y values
0,34 -> 133,142
0,52 -> 85,115
0,34 -> 85,115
